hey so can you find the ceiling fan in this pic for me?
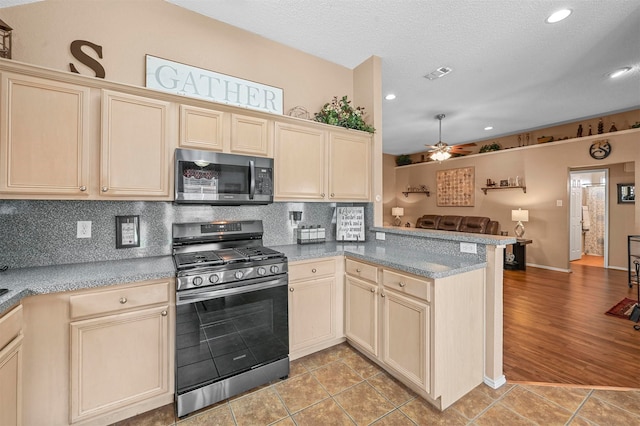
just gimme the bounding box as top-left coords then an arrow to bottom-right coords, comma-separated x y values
426,114 -> 477,160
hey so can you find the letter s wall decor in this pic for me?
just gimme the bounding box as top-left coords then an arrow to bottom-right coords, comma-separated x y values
69,40 -> 105,78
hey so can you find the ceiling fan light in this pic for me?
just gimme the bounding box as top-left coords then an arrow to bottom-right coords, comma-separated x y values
430,150 -> 452,162
546,9 -> 572,23
385,93 -> 396,100
609,67 -> 632,78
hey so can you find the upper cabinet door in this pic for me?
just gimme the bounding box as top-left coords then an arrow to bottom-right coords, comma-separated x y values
230,113 -> 272,157
0,73 -> 90,196
274,122 -> 326,200
328,132 -> 371,201
179,105 -> 225,151
101,90 -> 173,199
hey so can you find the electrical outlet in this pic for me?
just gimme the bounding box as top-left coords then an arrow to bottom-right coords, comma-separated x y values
460,242 -> 477,254
376,232 -> 386,241
77,221 -> 92,238
556,200 -> 563,207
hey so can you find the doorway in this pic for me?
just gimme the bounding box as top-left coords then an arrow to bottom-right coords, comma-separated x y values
569,169 -> 608,268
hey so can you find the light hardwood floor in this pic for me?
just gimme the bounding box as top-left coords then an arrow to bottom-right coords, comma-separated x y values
503,263 -> 640,388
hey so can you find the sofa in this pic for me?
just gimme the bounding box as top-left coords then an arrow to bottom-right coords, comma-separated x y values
415,215 -> 499,235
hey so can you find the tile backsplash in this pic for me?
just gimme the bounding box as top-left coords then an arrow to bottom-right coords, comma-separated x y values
0,200 -> 373,269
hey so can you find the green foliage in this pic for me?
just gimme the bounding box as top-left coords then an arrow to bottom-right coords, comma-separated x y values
395,154 -> 412,166
314,95 -> 376,133
479,142 -> 501,153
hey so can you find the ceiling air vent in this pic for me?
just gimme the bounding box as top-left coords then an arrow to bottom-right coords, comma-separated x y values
424,66 -> 453,80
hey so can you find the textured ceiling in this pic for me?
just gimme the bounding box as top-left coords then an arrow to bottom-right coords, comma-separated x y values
2,1 -> 639,154
168,0 -> 640,155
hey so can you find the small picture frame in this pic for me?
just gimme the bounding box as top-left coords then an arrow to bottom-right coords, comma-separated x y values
617,183 -> 635,204
116,215 -> 140,249
500,179 -> 509,187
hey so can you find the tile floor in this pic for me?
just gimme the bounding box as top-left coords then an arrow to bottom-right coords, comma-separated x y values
114,342 -> 640,426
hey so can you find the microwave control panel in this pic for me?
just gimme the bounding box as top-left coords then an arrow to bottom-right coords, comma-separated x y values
255,168 -> 273,195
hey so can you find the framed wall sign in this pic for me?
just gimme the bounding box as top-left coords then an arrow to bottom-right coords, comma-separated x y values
116,215 -> 140,249
336,207 -> 365,241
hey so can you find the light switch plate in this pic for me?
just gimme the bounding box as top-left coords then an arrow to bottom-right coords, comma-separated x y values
77,221 -> 91,238
556,200 -> 563,207
376,232 -> 386,241
460,242 -> 477,254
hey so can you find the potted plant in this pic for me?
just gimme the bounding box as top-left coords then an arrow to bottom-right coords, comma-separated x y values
395,154 -> 412,166
479,142 -> 501,153
314,95 -> 375,133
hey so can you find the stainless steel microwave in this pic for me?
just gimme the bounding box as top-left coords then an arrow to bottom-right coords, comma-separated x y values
174,148 -> 274,205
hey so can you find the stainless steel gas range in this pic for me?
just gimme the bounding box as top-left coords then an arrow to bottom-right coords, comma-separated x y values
172,220 -> 289,418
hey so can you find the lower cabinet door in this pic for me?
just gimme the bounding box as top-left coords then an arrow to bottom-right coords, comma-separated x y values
0,334 -> 23,426
289,277 -> 336,354
381,290 -> 429,393
345,276 -> 378,356
69,305 -> 170,423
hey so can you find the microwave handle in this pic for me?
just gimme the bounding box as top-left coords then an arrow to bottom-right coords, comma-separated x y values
249,159 -> 255,199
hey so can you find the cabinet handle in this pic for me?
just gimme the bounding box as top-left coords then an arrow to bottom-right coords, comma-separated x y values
399,282 -> 406,287
101,186 -> 109,192
289,287 -> 294,292
370,288 -> 375,293
79,186 -> 87,192
161,310 -> 167,316
311,268 -> 317,273
119,297 -> 127,304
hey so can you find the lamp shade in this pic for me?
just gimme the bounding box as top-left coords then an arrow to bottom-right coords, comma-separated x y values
511,208 -> 529,222
392,207 -> 404,217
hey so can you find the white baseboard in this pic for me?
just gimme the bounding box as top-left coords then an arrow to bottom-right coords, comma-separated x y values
484,375 -> 507,389
526,263 -> 571,273
607,265 -> 627,271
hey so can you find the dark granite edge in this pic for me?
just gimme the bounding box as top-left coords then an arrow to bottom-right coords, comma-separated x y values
371,226 -> 517,245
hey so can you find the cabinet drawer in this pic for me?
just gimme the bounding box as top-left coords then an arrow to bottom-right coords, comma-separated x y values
70,280 -> 171,319
289,259 -> 336,282
345,259 -> 378,283
382,270 -> 431,302
0,305 -> 22,351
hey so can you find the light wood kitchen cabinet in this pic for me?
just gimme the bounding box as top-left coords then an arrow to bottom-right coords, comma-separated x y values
21,278 -> 174,426
327,131 -> 371,201
344,259 -> 379,356
230,113 -> 272,157
0,72 -> 90,197
0,305 -> 23,426
345,257 -> 485,410
179,104 -> 225,151
101,90 -> 174,199
274,122 -> 372,202
69,279 -> 172,423
288,257 -> 344,359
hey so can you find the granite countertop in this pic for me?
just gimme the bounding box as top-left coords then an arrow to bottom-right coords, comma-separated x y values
1,236 -> 491,315
0,256 -> 175,315
273,241 -> 487,281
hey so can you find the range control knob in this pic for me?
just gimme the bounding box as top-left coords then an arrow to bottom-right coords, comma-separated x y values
270,265 -> 279,274
192,276 -> 203,287
234,270 -> 244,280
209,274 -> 220,284
257,267 -> 267,276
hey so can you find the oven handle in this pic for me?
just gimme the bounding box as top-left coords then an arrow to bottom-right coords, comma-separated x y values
177,275 -> 287,305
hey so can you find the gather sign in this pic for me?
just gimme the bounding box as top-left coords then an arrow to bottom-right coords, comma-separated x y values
145,55 -> 283,115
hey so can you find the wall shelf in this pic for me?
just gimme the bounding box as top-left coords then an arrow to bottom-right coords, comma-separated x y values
402,190 -> 430,197
481,186 -> 526,195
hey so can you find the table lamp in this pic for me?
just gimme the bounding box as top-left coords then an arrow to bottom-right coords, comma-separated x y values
391,207 -> 404,226
511,208 -> 529,238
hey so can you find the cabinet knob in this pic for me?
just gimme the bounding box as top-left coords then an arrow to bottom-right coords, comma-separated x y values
370,288 -> 375,293
79,186 -> 87,192
289,287 -> 294,292
356,268 -> 361,273
330,193 -> 335,197
101,186 -> 109,192
119,297 -> 127,304
399,282 -> 406,287
311,268 -> 317,273
381,293 -> 386,298
320,193 -> 325,198
161,310 -> 167,316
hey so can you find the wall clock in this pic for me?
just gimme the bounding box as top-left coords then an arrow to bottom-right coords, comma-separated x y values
589,139 -> 611,160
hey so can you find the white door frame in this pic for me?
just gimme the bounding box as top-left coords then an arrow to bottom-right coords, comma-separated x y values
568,169 -> 609,268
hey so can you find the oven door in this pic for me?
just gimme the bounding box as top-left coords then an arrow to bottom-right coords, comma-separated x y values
175,275 -> 288,401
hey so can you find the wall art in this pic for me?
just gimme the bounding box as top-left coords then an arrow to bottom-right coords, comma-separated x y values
436,167 -> 475,207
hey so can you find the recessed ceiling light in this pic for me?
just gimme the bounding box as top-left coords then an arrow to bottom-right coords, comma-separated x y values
609,67 -> 632,79
546,9 -> 572,23
484,126 -> 493,131
385,94 -> 396,100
